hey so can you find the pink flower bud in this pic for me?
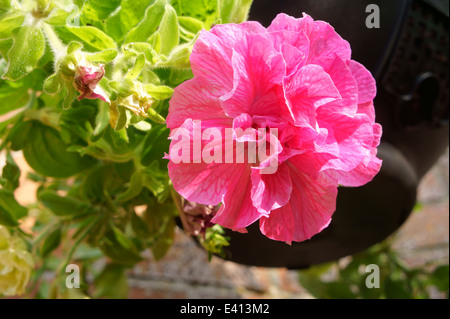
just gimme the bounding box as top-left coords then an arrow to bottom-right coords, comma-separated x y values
73,64 -> 110,103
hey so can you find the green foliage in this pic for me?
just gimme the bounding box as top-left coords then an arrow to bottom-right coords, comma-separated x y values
0,188 -> 28,226
201,224 -> 230,261
0,0 -> 253,299
93,263 -> 129,299
54,26 -> 116,51
298,239 -> 449,299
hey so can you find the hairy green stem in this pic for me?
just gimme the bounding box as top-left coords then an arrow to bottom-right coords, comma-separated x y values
42,23 -> 66,60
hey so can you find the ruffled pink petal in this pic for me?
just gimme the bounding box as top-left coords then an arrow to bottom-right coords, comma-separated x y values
211,165 -> 263,230
319,113 -> 375,172
325,122 -> 382,186
260,164 -> 338,243
279,43 -> 306,76
268,13 -> 351,66
190,30 -> 234,93
348,60 -> 377,104
287,150 -> 336,179
250,162 -> 292,214
357,101 -> 376,123
169,160 -> 249,206
327,155 -> 382,187
210,21 -> 268,57
166,77 -> 230,129
168,119 -> 246,205
283,64 -> 341,127
316,57 -> 359,117
219,32 -> 285,118
232,113 -> 256,142
269,29 -> 309,76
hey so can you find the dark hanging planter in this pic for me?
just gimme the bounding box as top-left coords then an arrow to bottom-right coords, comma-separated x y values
213,0 -> 449,268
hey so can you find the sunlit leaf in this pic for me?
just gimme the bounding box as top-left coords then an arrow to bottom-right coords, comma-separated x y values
2,26 -> 46,80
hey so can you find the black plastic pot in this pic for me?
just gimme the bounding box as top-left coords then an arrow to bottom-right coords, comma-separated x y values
218,0 -> 449,268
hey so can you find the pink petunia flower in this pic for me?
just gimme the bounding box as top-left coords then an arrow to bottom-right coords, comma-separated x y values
73,63 -> 110,103
166,13 -> 382,243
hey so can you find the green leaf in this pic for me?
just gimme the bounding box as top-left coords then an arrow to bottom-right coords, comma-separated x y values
201,224 -> 230,260
384,277 -> 413,299
93,101 -> 110,136
67,41 -> 83,54
0,203 -> 18,226
81,0 -> 122,20
178,16 -> 204,35
43,73 -> 62,95
0,80 -> 23,114
8,120 -> 33,151
2,26 -> 46,81
325,282 -> 356,299
431,265 -> 449,292
147,107 -> 166,124
130,211 -> 151,238
124,0 -> 166,43
86,49 -> 118,63
61,102 -> 97,123
151,216 -> 175,260
0,153 -> 20,191
105,0 -> 156,42
144,202 -> 176,260
62,79 -> 78,109
123,42 -> 151,55
21,67 -> 48,91
125,53 -> 145,80
0,0 -> 12,14
114,105 -> 128,131
40,227 -> 62,257
44,7 -> 72,26
55,26 -> 116,52
93,263 -> 129,299
116,170 -> 143,202
100,226 -> 143,265
72,243 -> 104,261
148,32 -> 162,54
158,4 -> 179,56
82,166 -> 110,200
141,124 -> 170,167
172,0 -> 218,27
219,0 -> 252,24
143,84 -> 173,100
132,120 -> 152,131
38,190 -> 90,216
142,168 -> 168,202
0,188 -> 27,227
0,38 -> 12,59
0,11 -> 25,39
22,123 -> 96,178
